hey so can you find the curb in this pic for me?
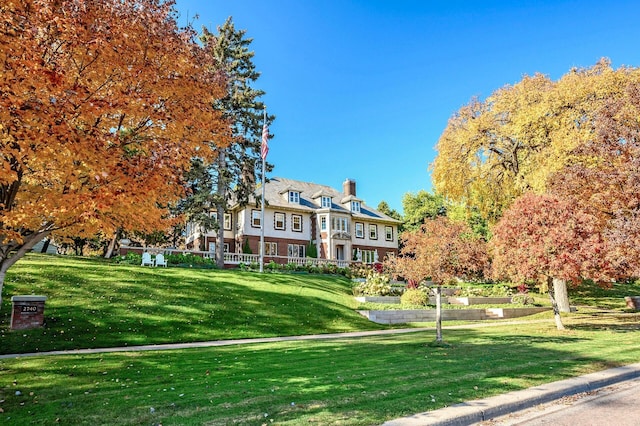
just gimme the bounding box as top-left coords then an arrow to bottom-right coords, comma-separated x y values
382,362 -> 640,425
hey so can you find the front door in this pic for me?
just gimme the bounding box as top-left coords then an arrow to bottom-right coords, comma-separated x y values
336,245 -> 344,261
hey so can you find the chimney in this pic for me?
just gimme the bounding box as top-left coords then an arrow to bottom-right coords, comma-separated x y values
343,178 -> 356,197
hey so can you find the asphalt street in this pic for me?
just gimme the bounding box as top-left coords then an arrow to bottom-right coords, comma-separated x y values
476,377 -> 640,426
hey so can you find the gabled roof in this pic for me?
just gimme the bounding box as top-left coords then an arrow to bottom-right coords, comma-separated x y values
243,177 -> 400,223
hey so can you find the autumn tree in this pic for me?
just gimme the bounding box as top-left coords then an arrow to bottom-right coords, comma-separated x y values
432,59 -> 635,221
490,193 -> 608,330
390,217 -> 488,342
0,0 -> 228,307
180,17 -> 273,267
550,79 -> 640,280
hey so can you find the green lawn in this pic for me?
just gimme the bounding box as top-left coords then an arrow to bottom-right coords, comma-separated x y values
1,254 -> 639,425
0,254 -> 383,355
1,317 -> 639,425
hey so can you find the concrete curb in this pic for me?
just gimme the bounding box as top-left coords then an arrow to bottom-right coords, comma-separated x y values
382,362 -> 640,425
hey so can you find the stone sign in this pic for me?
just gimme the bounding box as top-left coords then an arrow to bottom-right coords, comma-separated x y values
11,295 -> 47,330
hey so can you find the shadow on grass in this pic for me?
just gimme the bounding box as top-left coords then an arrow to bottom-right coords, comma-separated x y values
1,255 -> 383,354
1,326 -> 638,425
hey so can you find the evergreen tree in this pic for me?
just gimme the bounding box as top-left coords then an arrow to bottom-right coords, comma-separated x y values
181,17 -> 274,265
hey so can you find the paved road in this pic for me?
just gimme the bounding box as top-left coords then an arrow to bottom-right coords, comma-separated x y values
477,377 -> 640,426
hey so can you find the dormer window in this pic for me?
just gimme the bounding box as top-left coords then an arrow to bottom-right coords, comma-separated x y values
351,201 -> 361,213
288,191 -> 300,204
321,196 -> 331,208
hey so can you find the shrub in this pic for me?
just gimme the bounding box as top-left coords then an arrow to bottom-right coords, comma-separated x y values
352,271 -> 391,296
455,284 -> 513,297
116,252 -> 142,265
511,293 -> 536,305
401,288 -> 429,306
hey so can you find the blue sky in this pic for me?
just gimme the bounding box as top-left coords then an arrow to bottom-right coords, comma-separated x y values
174,0 -> 640,213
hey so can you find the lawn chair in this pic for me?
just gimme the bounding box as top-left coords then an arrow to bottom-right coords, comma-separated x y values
155,253 -> 168,267
141,252 -> 154,266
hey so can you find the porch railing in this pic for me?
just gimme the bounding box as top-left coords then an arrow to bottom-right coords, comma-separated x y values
120,246 -> 353,268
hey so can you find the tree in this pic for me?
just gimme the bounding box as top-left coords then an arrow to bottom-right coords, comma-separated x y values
549,79 -> 640,280
490,193 -> 609,330
181,17 -> 273,267
432,59 -> 634,221
0,0 -> 227,307
377,200 -> 403,236
401,190 -> 446,231
389,217 -> 488,342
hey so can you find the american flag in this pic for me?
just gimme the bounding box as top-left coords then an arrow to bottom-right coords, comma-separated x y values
261,121 -> 269,160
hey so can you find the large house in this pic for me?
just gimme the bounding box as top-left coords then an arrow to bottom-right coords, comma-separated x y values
185,177 -> 400,265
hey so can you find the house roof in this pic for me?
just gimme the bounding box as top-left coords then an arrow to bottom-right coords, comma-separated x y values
244,177 -> 401,223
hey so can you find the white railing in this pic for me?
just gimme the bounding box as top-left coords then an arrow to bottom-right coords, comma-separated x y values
223,252 -> 260,264
121,246 -> 353,268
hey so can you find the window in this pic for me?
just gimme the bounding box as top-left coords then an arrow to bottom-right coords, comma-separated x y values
385,226 -> 393,241
264,242 -> 277,256
321,196 -> 331,208
351,201 -> 361,213
287,244 -> 305,258
361,249 -> 376,264
274,212 -> 285,230
208,243 -> 229,253
331,216 -> 349,232
223,213 -> 232,230
251,210 -> 261,228
369,224 -> 378,240
320,216 -> 327,231
292,214 -> 302,232
288,191 -> 300,204
355,222 -> 364,238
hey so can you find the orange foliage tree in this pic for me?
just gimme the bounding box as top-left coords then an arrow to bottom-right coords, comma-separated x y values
389,217 -> 488,342
550,80 -> 640,280
490,193 -> 609,330
0,0 -> 229,305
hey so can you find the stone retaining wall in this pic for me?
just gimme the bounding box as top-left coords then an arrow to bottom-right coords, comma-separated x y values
357,307 -> 550,324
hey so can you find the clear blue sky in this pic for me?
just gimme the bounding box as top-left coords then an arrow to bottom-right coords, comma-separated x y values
174,0 -> 640,213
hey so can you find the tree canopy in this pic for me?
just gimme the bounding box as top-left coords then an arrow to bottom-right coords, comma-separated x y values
432,58 -> 637,220
390,216 -> 488,341
0,0 -> 228,303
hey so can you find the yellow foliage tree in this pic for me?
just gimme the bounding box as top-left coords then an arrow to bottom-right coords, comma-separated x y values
432,58 -> 638,221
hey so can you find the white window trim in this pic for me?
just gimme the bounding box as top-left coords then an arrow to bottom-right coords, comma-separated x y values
355,222 -> 364,239
385,225 -> 393,241
292,214 -> 303,232
223,213 -> 232,230
289,191 -> 300,204
369,224 -> 378,240
251,210 -> 261,228
274,212 -> 286,230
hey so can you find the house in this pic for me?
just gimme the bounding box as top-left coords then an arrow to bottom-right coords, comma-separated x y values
185,177 -> 400,265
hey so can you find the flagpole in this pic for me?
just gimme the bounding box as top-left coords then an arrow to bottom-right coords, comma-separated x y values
259,107 -> 267,273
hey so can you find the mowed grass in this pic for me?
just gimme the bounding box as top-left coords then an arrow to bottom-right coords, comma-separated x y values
0,254 -> 383,355
1,254 -> 640,424
1,317 -> 639,425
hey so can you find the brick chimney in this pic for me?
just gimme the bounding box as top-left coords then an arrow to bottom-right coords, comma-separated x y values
343,178 -> 356,197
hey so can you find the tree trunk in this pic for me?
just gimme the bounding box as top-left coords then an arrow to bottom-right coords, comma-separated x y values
104,230 -> 120,259
552,278 -> 571,313
0,230 -> 52,311
548,276 -> 565,330
215,152 -> 227,269
435,286 -> 443,342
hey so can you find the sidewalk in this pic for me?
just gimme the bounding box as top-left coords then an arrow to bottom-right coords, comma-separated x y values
0,319 -> 552,360
382,362 -> 640,426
